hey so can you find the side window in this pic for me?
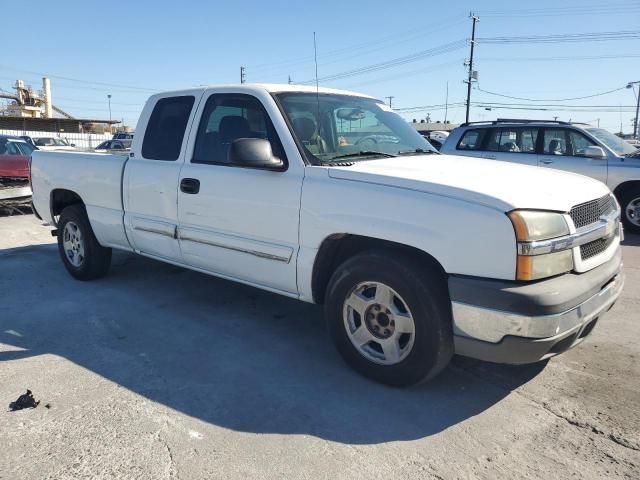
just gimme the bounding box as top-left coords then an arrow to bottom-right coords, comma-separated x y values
543,129 -> 569,156
192,94 -> 285,166
519,128 -> 538,153
457,129 -> 487,150
567,130 -> 596,156
486,129 -> 519,152
141,95 -> 195,161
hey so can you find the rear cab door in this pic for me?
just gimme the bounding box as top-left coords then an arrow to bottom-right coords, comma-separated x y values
481,127 -> 539,166
176,87 -> 304,295
123,89 -> 204,261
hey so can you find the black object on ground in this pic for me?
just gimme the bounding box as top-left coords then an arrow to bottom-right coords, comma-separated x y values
9,390 -> 40,411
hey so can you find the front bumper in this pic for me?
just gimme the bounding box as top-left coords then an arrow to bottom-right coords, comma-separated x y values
449,248 -> 624,364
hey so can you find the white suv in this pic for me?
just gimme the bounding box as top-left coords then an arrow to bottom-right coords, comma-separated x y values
441,120 -> 640,233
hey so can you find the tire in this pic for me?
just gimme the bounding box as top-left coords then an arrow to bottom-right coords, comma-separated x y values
57,204 -> 112,280
325,250 -> 454,387
619,187 -> 640,234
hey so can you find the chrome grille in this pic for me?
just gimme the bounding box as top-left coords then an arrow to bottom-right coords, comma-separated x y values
569,195 -> 616,229
580,233 -> 616,260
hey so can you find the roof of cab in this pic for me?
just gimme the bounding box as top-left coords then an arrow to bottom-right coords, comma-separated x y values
150,83 -> 376,100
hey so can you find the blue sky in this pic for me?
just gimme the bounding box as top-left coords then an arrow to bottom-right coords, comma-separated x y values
2,0 -> 639,131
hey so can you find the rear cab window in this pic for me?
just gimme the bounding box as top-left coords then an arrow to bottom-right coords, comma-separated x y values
142,96 -> 195,161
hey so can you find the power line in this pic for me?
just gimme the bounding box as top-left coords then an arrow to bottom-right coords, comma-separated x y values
0,65 -> 163,92
477,53 -> 640,63
249,16 -> 466,74
478,30 -> 640,44
479,3 -> 640,18
476,85 -> 627,102
297,40 -> 467,84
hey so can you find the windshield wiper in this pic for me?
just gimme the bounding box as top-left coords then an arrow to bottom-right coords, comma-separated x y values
397,148 -> 438,155
328,151 -> 398,161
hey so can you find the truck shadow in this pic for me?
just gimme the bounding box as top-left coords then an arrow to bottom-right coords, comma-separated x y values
1,244 -> 545,445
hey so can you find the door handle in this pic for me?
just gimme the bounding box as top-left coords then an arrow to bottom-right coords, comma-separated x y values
180,178 -> 200,194
540,159 -> 554,165
482,154 -> 496,159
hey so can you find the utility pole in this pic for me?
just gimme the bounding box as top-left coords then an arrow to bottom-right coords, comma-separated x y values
240,66 -> 246,84
628,81 -> 640,139
444,81 -> 449,123
464,13 -> 479,123
385,96 -> 394,108
107,94 -> 112,133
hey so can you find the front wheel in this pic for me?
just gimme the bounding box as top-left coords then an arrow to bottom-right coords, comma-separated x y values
619,188 -> 640,234
325,251 -> 453,387
57,204 -> 112,280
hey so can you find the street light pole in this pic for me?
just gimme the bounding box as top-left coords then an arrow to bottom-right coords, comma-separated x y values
628,81 -> 640,139
107,94 -> 112,134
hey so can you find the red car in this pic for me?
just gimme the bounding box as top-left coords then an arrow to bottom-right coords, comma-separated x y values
0,136 -> 35,181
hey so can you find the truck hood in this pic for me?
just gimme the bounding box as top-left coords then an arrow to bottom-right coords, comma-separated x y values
327,154 -> 610,212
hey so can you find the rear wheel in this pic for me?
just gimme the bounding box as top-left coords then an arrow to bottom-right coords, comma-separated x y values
57,204 -> 112,280
325,250 -> 453,387
619,187 -> 640,234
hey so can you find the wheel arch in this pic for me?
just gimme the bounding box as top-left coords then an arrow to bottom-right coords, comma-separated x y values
50,188 -> 85,225
613,180 -> 640,199
311,233 -> 447,305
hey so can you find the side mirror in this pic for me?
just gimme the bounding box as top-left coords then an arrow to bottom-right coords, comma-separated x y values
228,138 -> 284,170
584,146 -> 606,159
70,144 -> 76,147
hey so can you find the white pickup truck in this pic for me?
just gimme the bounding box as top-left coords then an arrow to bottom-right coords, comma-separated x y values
31,84 -> 624,386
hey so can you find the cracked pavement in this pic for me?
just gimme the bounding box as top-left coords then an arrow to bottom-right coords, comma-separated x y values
1,215 -> 639,479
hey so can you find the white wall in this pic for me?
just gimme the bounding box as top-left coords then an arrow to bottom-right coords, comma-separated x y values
0,129 -> 112,150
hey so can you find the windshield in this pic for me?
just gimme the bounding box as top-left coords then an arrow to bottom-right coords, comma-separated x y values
275,93 -> 436,163
585,128 -> 637,156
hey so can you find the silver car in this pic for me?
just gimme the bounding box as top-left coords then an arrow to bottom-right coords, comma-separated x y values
441,119 -> 640,233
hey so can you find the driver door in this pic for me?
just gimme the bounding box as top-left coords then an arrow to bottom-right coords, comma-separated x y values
177,92 -> 303,294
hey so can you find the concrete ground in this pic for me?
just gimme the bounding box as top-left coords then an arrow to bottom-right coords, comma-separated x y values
0,214 -> 638,479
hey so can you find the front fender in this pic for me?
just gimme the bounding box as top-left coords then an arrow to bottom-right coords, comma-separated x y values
298,171 -> 516,301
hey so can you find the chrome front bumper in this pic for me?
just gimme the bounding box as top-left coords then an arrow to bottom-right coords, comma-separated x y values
449,252 -> 624,364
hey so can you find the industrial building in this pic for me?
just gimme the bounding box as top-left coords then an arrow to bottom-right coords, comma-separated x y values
0,78 -> 119,133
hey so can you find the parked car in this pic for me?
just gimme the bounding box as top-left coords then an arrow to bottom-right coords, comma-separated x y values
33,137 -> 77,151
31,84 -> 624,386
112,132 -> 134,140
441,119 -> 640,233
625,138 -> 640,149
0,135 -> 35,182
0,135 -> 34,201
94,139 -> 132,154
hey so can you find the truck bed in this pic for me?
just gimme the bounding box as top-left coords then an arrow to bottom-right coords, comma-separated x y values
31,150 -> 130,249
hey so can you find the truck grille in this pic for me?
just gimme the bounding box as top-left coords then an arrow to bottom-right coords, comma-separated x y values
569,195 -> 616,229
580,233 -> 616,260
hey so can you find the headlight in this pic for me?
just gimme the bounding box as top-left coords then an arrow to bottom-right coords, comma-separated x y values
508,210 -> 573,281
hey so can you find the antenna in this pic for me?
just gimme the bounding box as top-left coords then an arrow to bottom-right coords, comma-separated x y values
385,96 -> 394,108
240,66 -> 246,84
313,32 -> 319,92
313,32 -> 322,139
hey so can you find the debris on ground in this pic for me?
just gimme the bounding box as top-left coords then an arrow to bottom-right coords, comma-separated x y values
9,390 -> 40,411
